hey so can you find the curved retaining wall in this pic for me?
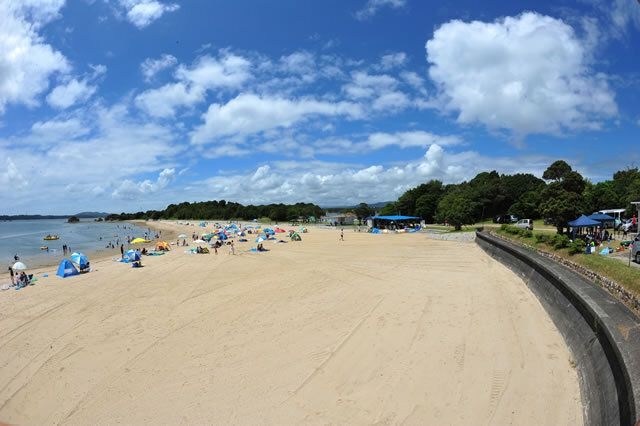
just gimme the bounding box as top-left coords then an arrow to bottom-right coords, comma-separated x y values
476,231 -> 640,426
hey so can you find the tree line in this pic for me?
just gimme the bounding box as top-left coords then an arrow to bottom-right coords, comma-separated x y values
105,200 -> 324,223
375,160 -> 640,232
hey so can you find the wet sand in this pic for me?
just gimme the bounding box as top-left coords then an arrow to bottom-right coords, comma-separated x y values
0,222 -> 583,424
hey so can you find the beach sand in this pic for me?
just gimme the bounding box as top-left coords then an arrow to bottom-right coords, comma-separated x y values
0,222 -> 583,425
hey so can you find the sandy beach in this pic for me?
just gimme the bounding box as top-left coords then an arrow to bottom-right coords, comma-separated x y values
0,222 -> 583,425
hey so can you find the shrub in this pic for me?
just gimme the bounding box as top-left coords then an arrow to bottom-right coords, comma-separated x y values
534,233 -> 549,244
568,239 -> 586,255
551,234 -> 570,249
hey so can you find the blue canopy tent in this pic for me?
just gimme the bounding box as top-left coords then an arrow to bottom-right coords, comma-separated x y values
569,215 -> 602,228
568,215 -> 601,228
588,213 -> 615,226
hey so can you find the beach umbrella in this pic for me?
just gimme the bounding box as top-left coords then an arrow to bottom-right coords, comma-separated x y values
178,234 -> 187,238
12,261 -> 27,271
131,237 -> 150,244
255,236 -> 266,243
193,239 -> 207,244
125,249 -> 140,261
70,252 -> 89,267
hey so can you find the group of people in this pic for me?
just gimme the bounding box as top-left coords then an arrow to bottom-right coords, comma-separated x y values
7,266 -> 31,289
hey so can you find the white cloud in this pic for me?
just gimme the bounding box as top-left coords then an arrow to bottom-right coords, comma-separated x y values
607,0 -> 640,36
379,52 -> 407,70
136,53 -> 252,117
279,51 -> 316,75
175,53 -> 252,90
366,131 -> 460,149
426,12 -> 617,137
343,72 -> 397,99
119,0 -> 179,28
0,158 -> 28,189
0,0 -> 70,113
112,168 -> 176,199
0,103 -> 182,212
46,78 -> 97,109
191,93 -> 363,145
31,118 -> 90,141
141,54 -> 178,81
355,0 -> 406,21
135,82 -> 203,118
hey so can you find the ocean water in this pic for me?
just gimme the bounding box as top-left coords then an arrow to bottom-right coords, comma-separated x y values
0,219 -> 152,269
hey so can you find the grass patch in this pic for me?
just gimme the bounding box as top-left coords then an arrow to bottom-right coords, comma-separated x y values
495,227 -> 640,298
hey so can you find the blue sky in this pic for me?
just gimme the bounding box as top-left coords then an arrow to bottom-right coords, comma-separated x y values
1,0 -> 639,215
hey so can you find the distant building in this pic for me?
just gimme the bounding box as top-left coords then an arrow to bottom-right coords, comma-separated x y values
321,212 -> 357,225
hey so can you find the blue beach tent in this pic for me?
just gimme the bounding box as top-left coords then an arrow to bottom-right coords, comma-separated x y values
56,259 -> 79,278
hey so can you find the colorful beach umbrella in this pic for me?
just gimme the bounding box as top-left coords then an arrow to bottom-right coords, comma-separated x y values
70,252 -> 89,268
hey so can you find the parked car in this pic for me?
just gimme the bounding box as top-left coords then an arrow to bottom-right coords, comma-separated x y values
543,217 -> 556,226
632,234 -> 640,264
515,218 -> 533,230
493,214 -> 519,224
621,219 -> 638,234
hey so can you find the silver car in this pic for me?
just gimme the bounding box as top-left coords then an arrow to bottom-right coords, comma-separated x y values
633,234 -> 640,263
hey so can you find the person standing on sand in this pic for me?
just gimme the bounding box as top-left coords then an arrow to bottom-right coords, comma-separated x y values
120,244 -> 124,258
229,240 -> 235,255
340,228 -> 344,241
8,266 -> 14,285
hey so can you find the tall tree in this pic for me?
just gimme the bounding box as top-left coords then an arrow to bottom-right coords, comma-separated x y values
539,161 -> 586,233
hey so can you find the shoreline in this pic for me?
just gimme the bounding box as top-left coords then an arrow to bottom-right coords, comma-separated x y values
2,220 -> 182,282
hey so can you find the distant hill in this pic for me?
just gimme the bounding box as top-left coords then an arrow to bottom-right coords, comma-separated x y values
74,212 -> 110,218
0,212 -> 111,220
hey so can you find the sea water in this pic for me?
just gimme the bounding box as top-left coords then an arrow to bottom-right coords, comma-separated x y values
0,219 -> 152,269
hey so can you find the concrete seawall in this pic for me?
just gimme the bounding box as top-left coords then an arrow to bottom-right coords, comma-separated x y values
476,231 -> 640,426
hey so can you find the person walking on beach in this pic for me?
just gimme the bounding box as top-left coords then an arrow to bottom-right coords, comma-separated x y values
229,240 -> 235,255
120,244 -> 124,259
340,229 -> 344,241
8,266 -> 14,286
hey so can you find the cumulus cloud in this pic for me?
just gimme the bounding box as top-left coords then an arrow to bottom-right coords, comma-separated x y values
141,54 -> 178,82
355,0 -> 406,21
135,82 -> 203,118
135,52 -> 252,117
0,0 -> 70,113
191,93 -> 363,145
0,103 -> 181,212
0,158 -> 28,189
195,144 -> 503,206
31,118 -> 90,141
426,12 -> 617,138
112,168 -> 176,199
343,71 -> 411,111
46,78 -> 97,109
379,52 -> 407,70
119,0 -> 179,28
366,131 -> 460,149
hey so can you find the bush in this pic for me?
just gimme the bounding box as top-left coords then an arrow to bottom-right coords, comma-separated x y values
534,233 -> 549,244
568,239 -> 586,255
551,234 -> 570,249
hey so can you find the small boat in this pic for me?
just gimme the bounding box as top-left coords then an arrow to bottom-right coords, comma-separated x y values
40,246 -> 48,250
43,234 -> 60,240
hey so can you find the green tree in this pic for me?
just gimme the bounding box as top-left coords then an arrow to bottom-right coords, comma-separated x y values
539,161 -> 586,233
353,203 -> 374,220
379,202 -> 397,216
435,189 -> 476,231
